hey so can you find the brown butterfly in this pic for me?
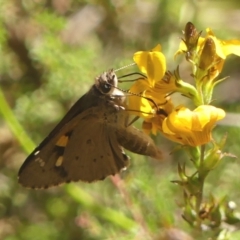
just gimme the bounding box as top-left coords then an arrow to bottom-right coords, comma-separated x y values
18,70 -> 162,188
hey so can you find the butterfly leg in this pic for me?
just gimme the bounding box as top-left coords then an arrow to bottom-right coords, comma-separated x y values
105,98 -> 126,112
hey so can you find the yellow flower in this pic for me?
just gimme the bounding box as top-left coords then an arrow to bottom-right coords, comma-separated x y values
129,44 -> 198,118
161,105 -> 225,146
175,27 -> 240,60
128,44 -> 167,118
175,23 -> 240,105
176,26 -> 240,76
204,28 -> 240,59
196,29 -> 240,81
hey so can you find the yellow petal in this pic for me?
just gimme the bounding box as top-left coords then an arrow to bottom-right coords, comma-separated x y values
166,106 -> 193,133
194,105 -> 226,122
133,46 -> 166,86
221,39 -> 240,57
210,36 -> 226,59
129,78 -> 150,93
133,51 -> 150,75
128,80 -> 154,118
152,44 -> 162,51
174,41 -> 187,58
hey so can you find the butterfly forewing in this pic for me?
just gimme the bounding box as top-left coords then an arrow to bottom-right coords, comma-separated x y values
18,70 -> 162,189
19,107 -> 130,188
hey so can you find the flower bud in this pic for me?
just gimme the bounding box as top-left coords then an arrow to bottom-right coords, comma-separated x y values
184,22 -> 201,52
199,38 -> 216,71
183,22 -> 201,61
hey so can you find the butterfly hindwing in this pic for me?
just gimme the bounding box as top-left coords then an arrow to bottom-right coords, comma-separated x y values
62,114 -> 129,183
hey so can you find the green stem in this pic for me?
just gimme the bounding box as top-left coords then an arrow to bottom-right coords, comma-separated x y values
196,82 -> 205,106
0,87 -> 35,154
195,145 -> 206,230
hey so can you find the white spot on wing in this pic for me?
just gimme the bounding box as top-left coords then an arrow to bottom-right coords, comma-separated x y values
35,157 -> 45,167
34,150 -> 40,156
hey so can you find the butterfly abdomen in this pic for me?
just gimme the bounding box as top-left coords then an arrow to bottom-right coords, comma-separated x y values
116,126 -> 162,160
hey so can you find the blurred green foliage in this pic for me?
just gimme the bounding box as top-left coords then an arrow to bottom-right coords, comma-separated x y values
0,0 -> 240,239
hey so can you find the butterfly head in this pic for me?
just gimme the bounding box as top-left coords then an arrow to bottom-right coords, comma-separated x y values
95,69 -> 118,95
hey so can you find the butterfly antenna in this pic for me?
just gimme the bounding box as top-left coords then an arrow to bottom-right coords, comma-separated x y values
113,63 -> 148,83
118,72 -> 147,83
127,116 -> 139,126
126,90 -> 167,112
111,69 -> 167,116
110,82 -> 167,115
114,63 -> 147,83
109,82 -> 168,118
125,108 -> 168,118
114,63 -> 136,72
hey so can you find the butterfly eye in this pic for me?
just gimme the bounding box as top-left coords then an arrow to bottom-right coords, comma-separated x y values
104,83 -> 111,90
99,83 -> 112,94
